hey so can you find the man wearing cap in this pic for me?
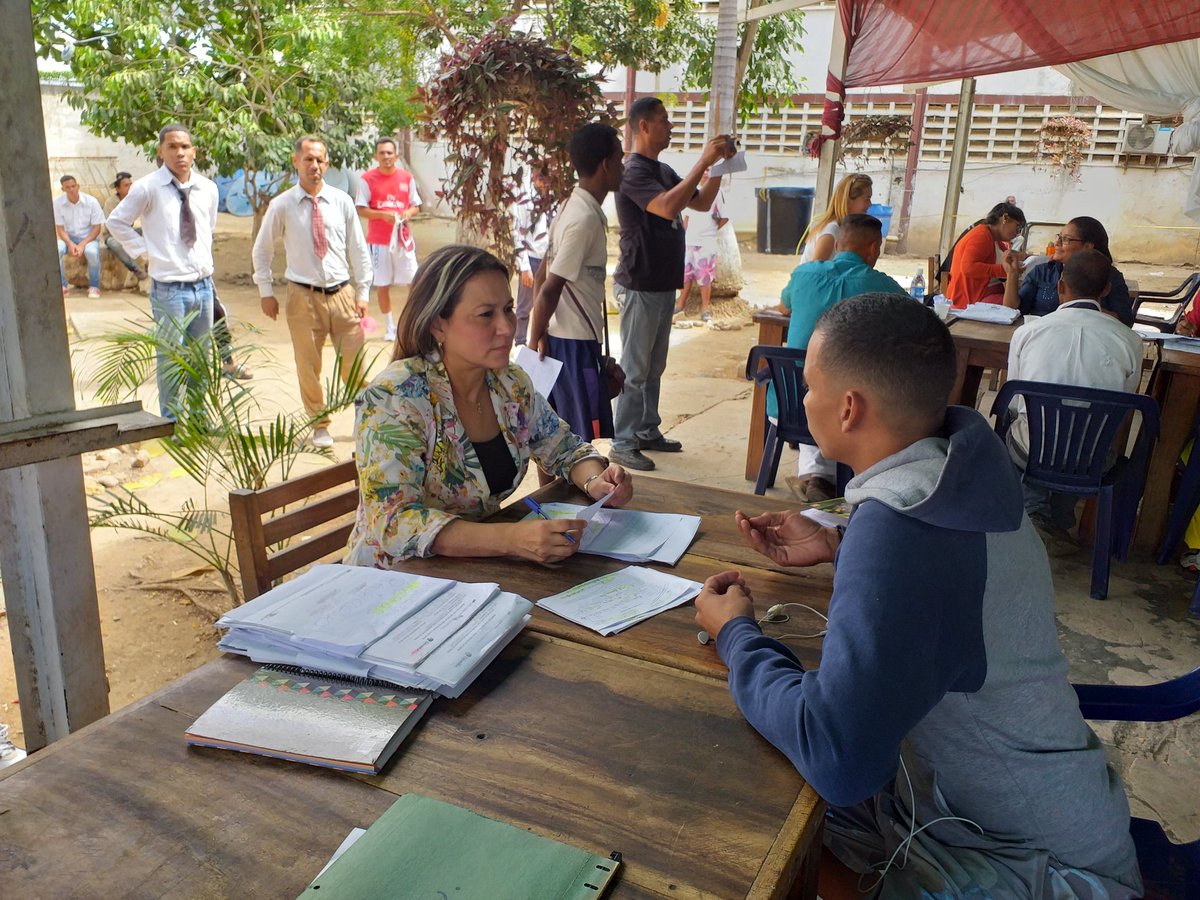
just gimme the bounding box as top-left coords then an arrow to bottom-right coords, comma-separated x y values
108,124 -> 219,419
102,172 -> 147,281
253,136 -> 373,449
54,174 -> 105,298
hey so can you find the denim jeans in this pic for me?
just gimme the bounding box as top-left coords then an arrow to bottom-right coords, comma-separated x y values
58,235 -> 100,288
611,285 -> 675,453
150,277 -> 215,418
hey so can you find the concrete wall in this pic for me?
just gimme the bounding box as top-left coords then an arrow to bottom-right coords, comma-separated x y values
40,82 -> 155,203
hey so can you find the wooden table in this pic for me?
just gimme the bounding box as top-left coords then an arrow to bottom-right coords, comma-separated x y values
1136,344 -> 1200,553
403,480 -> 835,676
406,475 -> 835,678
0,475 -> 832,899
746,309 -> 791,480
0,637 -> 824,899
947,318 -> 1019,407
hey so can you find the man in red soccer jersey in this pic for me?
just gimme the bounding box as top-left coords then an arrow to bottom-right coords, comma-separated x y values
355,137 -> 422,341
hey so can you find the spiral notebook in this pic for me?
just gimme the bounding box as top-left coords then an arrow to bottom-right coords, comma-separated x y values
186,666 -> 433,774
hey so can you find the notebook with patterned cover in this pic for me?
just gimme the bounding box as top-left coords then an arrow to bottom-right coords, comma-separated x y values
186,666 -> 433,774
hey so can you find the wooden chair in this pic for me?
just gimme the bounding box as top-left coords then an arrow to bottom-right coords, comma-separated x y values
229,460 -> 360,601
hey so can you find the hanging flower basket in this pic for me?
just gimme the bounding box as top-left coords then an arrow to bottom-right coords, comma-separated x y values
838,115 -> 913,162
1035,115 -> 1093,182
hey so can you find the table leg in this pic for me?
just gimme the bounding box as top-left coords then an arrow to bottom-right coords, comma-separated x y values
1135,371 -> 1200,555
951,350 -> 985,409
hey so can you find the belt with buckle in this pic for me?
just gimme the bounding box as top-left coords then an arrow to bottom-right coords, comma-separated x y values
291,280 -> 348,294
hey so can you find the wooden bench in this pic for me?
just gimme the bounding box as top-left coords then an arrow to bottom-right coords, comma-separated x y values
228,460 -> 359,600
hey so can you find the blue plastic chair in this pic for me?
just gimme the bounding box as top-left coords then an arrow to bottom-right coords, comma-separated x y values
991,380 -> 1161,600
1074,668 -> 1200,896
745,346 -> 851,497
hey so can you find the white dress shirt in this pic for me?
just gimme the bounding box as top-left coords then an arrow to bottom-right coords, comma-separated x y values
107,166 -> 218,282
53,192 -> 105,238
251,183 -> 373,303
1006,298 -> 1145,456
512,193 -> 551,273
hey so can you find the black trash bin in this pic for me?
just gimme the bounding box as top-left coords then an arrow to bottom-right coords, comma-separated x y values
756,186 -> 815,255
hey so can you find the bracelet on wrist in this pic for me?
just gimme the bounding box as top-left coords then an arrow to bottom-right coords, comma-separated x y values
581,472 -> 604,495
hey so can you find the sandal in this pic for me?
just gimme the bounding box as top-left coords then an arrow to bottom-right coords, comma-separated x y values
223,361 -> 254,380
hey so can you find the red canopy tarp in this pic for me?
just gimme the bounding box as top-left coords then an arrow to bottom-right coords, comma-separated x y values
810,1 -> 1200,154
842,0 -> 1200,87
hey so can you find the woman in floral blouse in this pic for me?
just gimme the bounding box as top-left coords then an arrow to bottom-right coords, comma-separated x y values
345,244 -> 633,566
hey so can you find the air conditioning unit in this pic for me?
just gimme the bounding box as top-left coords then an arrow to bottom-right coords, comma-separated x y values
1123,123 -> 1174,155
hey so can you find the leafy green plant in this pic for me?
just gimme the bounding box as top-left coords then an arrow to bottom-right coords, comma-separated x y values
31,0 -> 408,229
85,315 -> 376,605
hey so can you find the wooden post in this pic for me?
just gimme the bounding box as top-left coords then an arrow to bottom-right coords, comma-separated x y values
938,78 -> 976,260
895,87 -> 928,254
812,9 -> 849,215
0,4 -> 110,750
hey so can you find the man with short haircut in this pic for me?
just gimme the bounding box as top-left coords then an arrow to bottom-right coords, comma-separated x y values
778,213 -> 907,502
1007,249 -> 1143,533
356,137 -> 421,341
54,174 -> 105,298
696,293 -> 1141,899
102,172 -> 147,280
528,123 -> 625,442
108,124 -> 219,419
609,97 -> 734,471
253,136 -> 373,449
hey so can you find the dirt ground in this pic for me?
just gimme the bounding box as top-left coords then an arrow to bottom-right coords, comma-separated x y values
0,214 -> 1192,749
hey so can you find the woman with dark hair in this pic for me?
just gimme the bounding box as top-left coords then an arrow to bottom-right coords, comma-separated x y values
945,202 -> 1026,307
1002,216 -> 1135,326
344,244 -> 632,566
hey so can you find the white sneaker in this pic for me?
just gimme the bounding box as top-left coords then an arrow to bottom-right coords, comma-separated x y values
384,325 -> 397,341
0,723 -> 26,770
87,287 -> 101,299
311,427 -> 335,449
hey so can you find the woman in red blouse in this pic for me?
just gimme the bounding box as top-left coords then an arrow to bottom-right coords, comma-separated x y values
945,202 -> 1025,308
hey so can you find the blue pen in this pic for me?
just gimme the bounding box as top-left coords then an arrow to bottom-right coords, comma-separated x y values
524,497 -> 576,543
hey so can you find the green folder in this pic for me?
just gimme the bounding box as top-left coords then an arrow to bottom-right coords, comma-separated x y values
300,793 -> 621,899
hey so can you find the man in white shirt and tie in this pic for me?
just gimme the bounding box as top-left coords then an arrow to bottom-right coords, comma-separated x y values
252,136 -> 373,449
54,174 -> 105,298
107,124 -> 219,419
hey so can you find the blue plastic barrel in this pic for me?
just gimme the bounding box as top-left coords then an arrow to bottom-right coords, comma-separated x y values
868,203 -> 893,237
213,173 -> 237,213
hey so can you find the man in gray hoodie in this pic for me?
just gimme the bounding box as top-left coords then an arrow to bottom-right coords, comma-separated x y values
696,293 -> 1140,898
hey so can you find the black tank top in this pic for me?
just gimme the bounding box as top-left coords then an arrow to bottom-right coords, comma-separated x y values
472,433 -> 517,495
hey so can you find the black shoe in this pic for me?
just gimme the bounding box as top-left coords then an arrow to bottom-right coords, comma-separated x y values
639,436 -> 683,452
609,448 -> 656,471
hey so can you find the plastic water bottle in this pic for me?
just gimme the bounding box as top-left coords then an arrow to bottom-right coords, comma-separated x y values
910,269 -> 925,301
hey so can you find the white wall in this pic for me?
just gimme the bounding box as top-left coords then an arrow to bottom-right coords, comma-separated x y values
41,82 -> 156,202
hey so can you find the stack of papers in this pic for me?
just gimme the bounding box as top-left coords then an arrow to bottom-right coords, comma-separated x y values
537,566 -> 703,635
217,565 -> 532,698
953,303 -> 1021,324
524,497 -> 700,564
